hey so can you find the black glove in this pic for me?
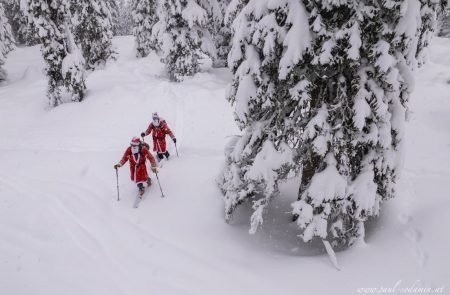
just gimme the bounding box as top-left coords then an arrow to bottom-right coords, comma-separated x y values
173,138 -> 177,144
141,132 -> 146,138
114,164 -> 121,169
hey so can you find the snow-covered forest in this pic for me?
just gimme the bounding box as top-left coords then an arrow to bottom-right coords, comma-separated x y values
1,0 -> 449,294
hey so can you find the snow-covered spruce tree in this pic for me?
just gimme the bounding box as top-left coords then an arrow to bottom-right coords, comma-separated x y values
218,0 -> 305,233
290,0 -> 445,247
23,0 -> 86,106
71,0 -> 116,70
419,0 -> 448,63
220,0 -> 445,245
438,7 -> 450,37
3,0 -> 23,43
62,20 -> 86,102
3,0 -> 38,45
208,0 -> 231,68
131,0 -> 159,57
207,0 -> 246,69
106,0 -> 119,36
216,0 -> 248,68
0,1 -> 14,82
115,0 -> 133,36
0,1 -> 14,54
157,0 -> 214,82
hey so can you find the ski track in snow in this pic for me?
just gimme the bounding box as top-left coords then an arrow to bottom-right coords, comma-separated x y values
1,36 -> 449,295
398,176 -> 427,268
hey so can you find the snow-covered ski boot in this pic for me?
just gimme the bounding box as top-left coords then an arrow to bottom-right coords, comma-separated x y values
138,183 -> 145,196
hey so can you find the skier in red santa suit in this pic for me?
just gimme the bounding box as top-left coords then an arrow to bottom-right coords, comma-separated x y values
114,137 -> 158,195
141,112 -> 176,161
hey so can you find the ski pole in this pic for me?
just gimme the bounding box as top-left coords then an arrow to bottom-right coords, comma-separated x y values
115,168 -> 120,201
174,142 -> 179,157
154,171 -> 165,198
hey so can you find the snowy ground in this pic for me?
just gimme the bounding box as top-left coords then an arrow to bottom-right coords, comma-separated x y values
0,36 -> 449,295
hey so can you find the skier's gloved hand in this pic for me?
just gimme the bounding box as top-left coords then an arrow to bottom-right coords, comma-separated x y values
114,164 -> 121,169
173,138 -> 177,143
141,132 -> 146,138
151,167 -> 158,173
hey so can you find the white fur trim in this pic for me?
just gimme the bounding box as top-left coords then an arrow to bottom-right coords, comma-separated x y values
132,153 -> 141,182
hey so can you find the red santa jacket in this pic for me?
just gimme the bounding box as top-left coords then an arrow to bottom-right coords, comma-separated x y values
144,119 -> 175,153
119,146 -> 157,184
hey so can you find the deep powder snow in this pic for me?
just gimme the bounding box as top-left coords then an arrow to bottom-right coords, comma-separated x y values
0,36 -> 449,295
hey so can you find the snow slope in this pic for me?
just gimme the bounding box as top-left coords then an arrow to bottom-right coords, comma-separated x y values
0,36 -> 449,295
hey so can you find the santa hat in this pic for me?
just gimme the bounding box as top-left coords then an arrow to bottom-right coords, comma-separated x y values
130,137 -> 141,146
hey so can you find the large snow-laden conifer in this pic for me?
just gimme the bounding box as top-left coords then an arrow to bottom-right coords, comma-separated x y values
0,1 -> 14,56
157,0 -> 215,82
205,0 -> 231,68
218,0 -> 307,233
115,0 -> 133,36
203,0 -> 247,68
106,0 -> 119,35
438,5 -> 450,37
0,1 -> 15,82
4,0 -> 38,46
220,0 -> 445,245
72,0 -> 116,70
211,0 -> 245,68
132,0 -> 159,57
291,0 -> 445,247
23,0 -> 86,106
62,21 -> 86,101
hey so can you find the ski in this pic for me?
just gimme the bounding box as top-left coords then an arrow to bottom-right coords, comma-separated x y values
133,194 -> 143,208
133,190 -> 147,208
158,158 -> 167,168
